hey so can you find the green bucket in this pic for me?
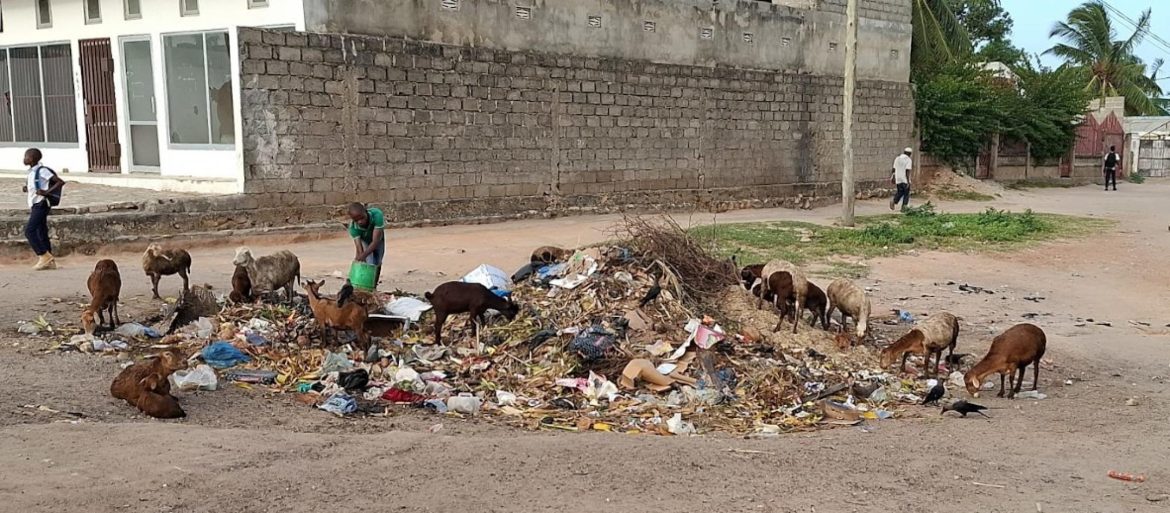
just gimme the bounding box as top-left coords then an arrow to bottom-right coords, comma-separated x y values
349,262 -> 378,291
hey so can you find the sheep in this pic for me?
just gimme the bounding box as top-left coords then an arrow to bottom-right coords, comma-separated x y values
82,259 -> 122,335
228,264 -> 252,303
531,246 -> 571,264
232,247 -> 301,301
303,280 -> 369,349
142,244 -> 192,300
826,278 -> 871,340
758,260 -> 809,334
425,281 -> 520,346
880,311 -> 959,377
110,348 -> 188,419
965,323 -> 1047,399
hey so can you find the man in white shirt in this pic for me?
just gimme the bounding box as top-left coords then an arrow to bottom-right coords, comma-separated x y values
21,148 -> 65,270
889,147 -> 913,211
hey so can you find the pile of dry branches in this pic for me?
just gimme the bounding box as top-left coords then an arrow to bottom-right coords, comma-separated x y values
612,215 -> 738,301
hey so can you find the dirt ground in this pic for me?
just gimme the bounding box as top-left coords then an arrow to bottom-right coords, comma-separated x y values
2,182 -> 1169,512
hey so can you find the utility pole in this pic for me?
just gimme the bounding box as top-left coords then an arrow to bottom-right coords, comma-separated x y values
841,0 -> 859,226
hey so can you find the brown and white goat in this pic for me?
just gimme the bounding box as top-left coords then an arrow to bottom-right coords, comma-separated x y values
755,260 -> 809,334
425,281 -> 520,346
304,280 -> 369,349
142,244 -> 192,300
965,323 -> 1047,399
110,348 -> 189,419
880,311 -> 959,376
232,247 -> 300,301
83,259 -> 122,335
826,278 -> 871,340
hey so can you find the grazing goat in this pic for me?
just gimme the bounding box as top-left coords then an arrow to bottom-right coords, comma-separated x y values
83,259 -> 122,335
880,311 -> 959,377
232,247 -> 301,301
142,244 -> 192,300
758,260 -> 809,334
965,323 -> 1047,399
228,265 -> 252,303
304,280 -> 369,349
110,348 -> 188,419
531,246 -> 570,264
826,278 -> 871,340
425,281 -> 519,346
787,281 -> 829,330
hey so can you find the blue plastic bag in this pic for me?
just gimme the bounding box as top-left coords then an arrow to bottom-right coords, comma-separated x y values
201,341 -> 251,369
318,393 -> 357,415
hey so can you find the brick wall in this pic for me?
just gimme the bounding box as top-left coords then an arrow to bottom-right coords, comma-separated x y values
239,28 -> 915,221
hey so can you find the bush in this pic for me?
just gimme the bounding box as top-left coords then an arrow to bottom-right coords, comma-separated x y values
1128,173 -> 1146,184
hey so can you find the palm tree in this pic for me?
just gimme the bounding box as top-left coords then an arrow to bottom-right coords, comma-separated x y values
911,0 -> 971,76
1046,1 -> 1164,115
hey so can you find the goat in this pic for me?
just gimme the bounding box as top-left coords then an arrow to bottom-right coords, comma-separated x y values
826,278 -> 871,340
787,281 -> 829,330
965,323 -> 1047,399
880,311 -> 959,377
228,264 -> 252,303
758,260 -> 809,334
303,280 -> 369,349
232,247 -> 301,301
531,246 -> 571,264
142,244 -> 192,300
425,281 -> 520,346
110,348 -> 188,419
83,259 -> 122,335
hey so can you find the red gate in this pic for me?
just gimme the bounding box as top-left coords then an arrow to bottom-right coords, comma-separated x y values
80,38 -> 120,173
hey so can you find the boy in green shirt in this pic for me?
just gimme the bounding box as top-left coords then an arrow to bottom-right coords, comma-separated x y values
347,203 -> 386,286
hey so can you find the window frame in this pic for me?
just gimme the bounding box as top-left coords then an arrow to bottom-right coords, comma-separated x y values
0,41 -> 80,147
36,0 -> 52,29
160,29 -> 236,150
84,0 -> 101,24
180,0 -> 199,17
124,0 -> 142,20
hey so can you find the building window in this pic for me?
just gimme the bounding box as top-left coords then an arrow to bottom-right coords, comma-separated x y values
36,0 -> 52,28
124,0 -> 142,20
180,0 -> 198,17
84,0 -> 101,24
0,44 -> 79,144
163,31 -> 234,146
248,0 -> 269,8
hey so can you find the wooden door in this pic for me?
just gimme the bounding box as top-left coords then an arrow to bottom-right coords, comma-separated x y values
80,38 -> 121,173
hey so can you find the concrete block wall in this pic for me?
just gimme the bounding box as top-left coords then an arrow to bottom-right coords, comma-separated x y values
239,27 -> 914,220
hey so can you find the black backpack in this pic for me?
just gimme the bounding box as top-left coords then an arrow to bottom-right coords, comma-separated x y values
35,165 -> 63,207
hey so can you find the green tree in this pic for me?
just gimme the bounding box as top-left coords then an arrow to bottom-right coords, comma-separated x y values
911,0 -> 971,76
949,0 -> 1027,66
1046,1 -> 1164,115
1001,62 -> 1092,159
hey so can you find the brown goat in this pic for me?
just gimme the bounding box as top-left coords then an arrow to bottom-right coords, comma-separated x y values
228,265 -> 252,303
880,312 -> 959,376
757,260 -> 809,334
83,259 -> 122,335
788,281 -> 829,330
142,244 -> 192,300
304,280 -> 369,349
826,278 -> 871,340
531,246 -> 570,264
110,348 -> 188,419
425,281 -> 520,346
965,323 -> 1047,399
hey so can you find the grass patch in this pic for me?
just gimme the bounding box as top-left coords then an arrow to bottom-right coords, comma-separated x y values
1004,180 -> 1081,190
693,203 -> 1113,276
1128,173 -> 1146,184
932,187 -> 997,202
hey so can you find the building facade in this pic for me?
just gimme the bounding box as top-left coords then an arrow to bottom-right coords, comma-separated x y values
0,0 -> 304,190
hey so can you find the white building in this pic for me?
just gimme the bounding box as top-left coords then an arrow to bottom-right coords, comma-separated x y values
0,0 -> 305,192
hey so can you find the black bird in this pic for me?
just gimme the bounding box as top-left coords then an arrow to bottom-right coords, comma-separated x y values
638,278 -> 662,307
336,280 -> 354,307
922,383 -> 945,406
942,400 -> 990,418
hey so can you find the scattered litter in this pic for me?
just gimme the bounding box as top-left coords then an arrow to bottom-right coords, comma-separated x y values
898,310 -> 915,323
192,317 -> 214,339
646,340 -> 673,357
1107,470 -> 1146,483
171,365 -> 219,391
447,394 -> 482,415
1016,390 -> 1047,400
384,297 -> 432,321
115,323 -> 160,339
495,390 -> 517,406
92,339 -> 129,351
320,351 -> 353,374
318,393 -> 357,415
225,369 -> 278,385
201,341 -> 251,369
462,264 -> 511,291
666,413 -> 697,435
1125,398 -> 1139,406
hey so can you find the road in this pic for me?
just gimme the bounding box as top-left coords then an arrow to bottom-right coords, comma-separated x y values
1,181 -> 1168,512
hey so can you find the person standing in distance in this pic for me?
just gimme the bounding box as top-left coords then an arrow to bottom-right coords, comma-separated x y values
1103,145 -> 1120,191
22,148 -> 65,270
890,147 -> 913,211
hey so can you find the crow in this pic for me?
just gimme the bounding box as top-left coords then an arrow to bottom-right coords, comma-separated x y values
922,383 -> 945,406
336,280 -> 354,307
942,399 -> 990,418
638,277 -> 662,307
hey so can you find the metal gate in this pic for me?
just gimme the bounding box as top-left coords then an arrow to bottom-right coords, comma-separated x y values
80,38 -> 121,173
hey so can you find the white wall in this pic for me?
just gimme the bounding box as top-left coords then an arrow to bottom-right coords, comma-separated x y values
0,0 -> 304,186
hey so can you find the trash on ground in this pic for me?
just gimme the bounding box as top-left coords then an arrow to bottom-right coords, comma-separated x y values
318,393 -> 357,415
201,341 -> 251,369
171,364 -> 219,391
1016,390 -> 1047,400
1107,470 -> 1147,483
225,369 -> 278,385
115,323 -> 160,339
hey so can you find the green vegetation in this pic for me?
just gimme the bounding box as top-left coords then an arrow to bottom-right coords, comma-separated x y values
1003,180 -> 1082,190
933,187 -> 997,201
1128,173 -> 1146,184
693,203 -> 1113,277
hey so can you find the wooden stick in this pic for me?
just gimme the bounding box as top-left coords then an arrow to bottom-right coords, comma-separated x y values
971,482 -> 1006,489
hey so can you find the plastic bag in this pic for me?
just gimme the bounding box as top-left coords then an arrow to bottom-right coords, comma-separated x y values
320,350 -> 353,374
461,264 -> 511,291
384,297 -> 432,321
115,323 -> 161,339
569,325 -> 615,362
225,369 -> 277,384
171,364 -> 219,391
201,341 -> 251,369
318,393 -> 357,415
446,393 -> 482,415
192,317 -> 214,339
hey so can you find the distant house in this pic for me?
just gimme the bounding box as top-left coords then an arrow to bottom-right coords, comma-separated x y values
1123,116 -> 1170,178
0,0 -> 305,192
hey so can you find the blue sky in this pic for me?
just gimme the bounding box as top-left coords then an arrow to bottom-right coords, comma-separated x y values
1002,0 -> 1170,68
